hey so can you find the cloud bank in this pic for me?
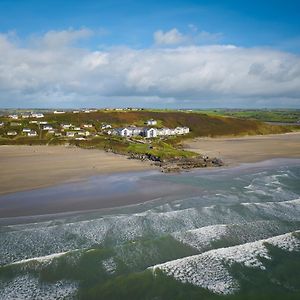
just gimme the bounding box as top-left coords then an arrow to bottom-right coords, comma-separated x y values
0,29 -> 299,108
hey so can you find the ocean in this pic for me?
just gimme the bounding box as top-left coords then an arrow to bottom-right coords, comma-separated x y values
0,158 -> 300,299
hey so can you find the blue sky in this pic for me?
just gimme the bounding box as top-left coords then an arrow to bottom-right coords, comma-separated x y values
0,0 -> 299,108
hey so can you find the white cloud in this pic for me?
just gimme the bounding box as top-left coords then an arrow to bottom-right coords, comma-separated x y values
154,27 -> 223,46
154,28 -> 185,45
0,30 -> 299,108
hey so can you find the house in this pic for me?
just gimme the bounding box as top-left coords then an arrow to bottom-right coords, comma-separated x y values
73,127 -> 81,131
29,120 -> 38,124
174,127 -> 185,135
144,128 -> 157,138
8,114 -> 18,119
75,137 -> 86,141
182,126 -> 190,134
157,128 -> 170,136
83,124 -> 93,128
22,128 -> 31,133
31,113 -> 44,118
21,114 -> 30,119
61,124 -> 73,129
38,121 -> 48,125
54,110 -> 65,114
113,127 -> 143,137
54,132 -> 62,137
7,131 -> 17,136
147,119 -> 157,126
78,131 -> 90,137
101,124 -> 111,130
27,130 -> 37,137
42,125 -> 53,131
73,110 -> 80,113
0,122 -> 4,127
66,131 -> 76,137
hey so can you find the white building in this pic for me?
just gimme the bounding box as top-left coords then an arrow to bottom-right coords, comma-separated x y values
22,128 -> 31,133
147,119 -> 157,126
0,122 -> 4,127
61,124 -> 73,129
54,111 -> 65,114
83,124 -> 93,128
73,110 -> 80,114
27,130 -> 37,137
101,124 -> 112,130
7,131 -> 17,136
144,128 -> 157,138
42,125 -> 53,130
66,131 -> 76,137
21,114 -> 30,119
31,113 -> 44,118
29,120 -> 38,124
8,114 -> 18,119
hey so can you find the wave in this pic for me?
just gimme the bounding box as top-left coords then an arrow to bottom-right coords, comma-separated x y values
151,231 -> 300,295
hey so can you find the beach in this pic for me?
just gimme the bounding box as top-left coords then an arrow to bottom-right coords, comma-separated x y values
0,145 -> 154,195
184,132 -> 300,165
0,132 -> 299,196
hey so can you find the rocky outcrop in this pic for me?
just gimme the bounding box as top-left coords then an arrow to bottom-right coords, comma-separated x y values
128,152 -> 223,172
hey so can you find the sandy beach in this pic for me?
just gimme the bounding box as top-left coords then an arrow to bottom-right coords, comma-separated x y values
184,132 -> 300,165
0,145 -> 154,195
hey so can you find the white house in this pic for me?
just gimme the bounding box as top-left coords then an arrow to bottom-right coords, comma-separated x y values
75,137 -> 86,141
147,119 -> 157,126
21,114 -> 30,119
27,130 -> 37,137
73,110 -> 80,114
7,131 -> 17,136
42,125 -> 53,131
73,127 -> 81,131
29,120 -> 38,124
54,132 -> 62,137
61,124 -> 73,129
54,111 -> 65,114
31,113 -> 44,118
66,131 -> 76,137
83,124 -> 93,128
144,128 -> 157,138
38,121 -> 48,125
22,128 -> 31,133
0,122 -> 4,127
101,124 -> 112,130
8,114 -> 18,119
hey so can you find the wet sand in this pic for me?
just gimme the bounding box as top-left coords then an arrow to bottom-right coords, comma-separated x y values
184,132 -> 300,165
0,145 -> 154,195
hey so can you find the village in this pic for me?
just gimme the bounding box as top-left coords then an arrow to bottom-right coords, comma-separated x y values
0,110 -> 190,141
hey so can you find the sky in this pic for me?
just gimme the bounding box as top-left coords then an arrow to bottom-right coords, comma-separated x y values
0,0 -> 300,108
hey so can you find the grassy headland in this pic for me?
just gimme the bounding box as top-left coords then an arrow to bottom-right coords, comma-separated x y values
0,109 -> 292,170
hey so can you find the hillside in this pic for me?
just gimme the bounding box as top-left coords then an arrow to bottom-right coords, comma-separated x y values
41,110 -> 289,137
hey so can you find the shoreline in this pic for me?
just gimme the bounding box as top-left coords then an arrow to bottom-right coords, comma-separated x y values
183,131 -> 300,165
0,132 -> 299,196
0,157 -> 299,222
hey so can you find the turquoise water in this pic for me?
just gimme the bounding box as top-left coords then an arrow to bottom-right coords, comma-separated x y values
0,159 -> 300,299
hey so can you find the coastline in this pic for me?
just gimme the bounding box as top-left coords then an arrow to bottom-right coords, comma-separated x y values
183,132 -> 300,165
0,132 -> 299,196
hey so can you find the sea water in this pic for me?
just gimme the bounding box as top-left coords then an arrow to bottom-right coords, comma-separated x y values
0,158 -> 299,299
